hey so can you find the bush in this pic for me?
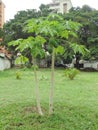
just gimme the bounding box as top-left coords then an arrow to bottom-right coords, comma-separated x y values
64,68 -> 79,80
15,71 -> 21,79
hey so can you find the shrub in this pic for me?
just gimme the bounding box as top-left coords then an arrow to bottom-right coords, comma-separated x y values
64,68 -> 79,80
15,71 -> 21,79
39,74 -> 48,80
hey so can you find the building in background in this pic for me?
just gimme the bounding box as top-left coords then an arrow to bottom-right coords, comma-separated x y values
48,0 -> 72,14
0,0 -> 5,28
0,46 -> 11,70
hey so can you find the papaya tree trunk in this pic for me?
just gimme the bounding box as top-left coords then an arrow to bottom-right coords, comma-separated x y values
33,58 -> 43,116
49,48 -> 55,115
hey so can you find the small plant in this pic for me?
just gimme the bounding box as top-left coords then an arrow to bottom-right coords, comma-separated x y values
15,71 -> 21,79
39,74 -> 48,80
64,68 -> 79,80
31,65 -> 39,71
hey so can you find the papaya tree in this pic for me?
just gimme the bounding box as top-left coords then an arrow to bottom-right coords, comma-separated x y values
9,35 -> 46,116
25,14 -> 81,114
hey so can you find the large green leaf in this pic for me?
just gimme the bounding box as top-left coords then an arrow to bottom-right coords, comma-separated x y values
8,39 -> 23,46
15,55 -> 28,65
70,43 -> 89,56
61,30 -> 69,39
54,46 -> 64,55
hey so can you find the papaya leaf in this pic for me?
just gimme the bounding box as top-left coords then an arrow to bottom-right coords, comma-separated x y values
15,55 -> 28,65
61,30 -> 69,39
54,46 -> 64,55
8,39 -> 23,46
70,43 -> 89,56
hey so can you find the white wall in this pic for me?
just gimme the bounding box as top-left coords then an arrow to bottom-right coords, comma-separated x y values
84,61 -> 98,70
0,57 -> 11,70
0,58 -> 5,70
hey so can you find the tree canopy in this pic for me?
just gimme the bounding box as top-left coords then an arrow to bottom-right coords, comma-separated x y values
64,5 -> 98,60
1,4 -> 98,61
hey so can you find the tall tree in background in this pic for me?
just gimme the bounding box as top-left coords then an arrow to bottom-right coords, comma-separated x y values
39,4 -> 52,17
3,4 -> 52,46
0,28 -> 4,44
64,5 -> 98,60
2,4 -> 98,62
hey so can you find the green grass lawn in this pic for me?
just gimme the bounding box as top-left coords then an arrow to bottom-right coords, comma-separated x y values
0,68 -> 98,130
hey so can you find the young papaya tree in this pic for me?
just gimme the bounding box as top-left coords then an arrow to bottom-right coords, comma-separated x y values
25,14 -> 81,115
9,35 -> 46,116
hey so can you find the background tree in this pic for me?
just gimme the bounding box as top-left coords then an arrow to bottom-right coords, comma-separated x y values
3,4 -> 52,46
0,28 -> 4,44
2,4 -> 52,65
2,4 -> 98,62
64,5 -> 98,60
39,4 -> 52,17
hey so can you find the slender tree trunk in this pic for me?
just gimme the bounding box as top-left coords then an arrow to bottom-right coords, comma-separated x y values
33,58 -> 43,116
49,48 -> 55,115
